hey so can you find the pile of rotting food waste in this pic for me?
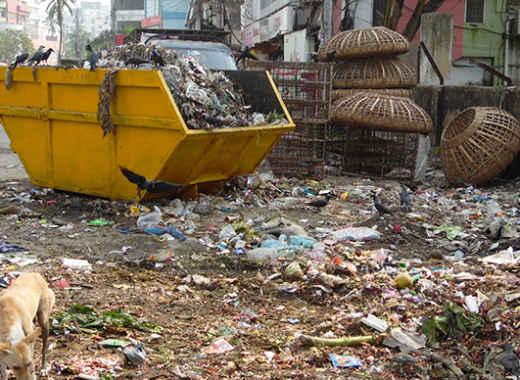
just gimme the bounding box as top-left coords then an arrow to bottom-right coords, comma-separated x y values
98,43 -> 288,130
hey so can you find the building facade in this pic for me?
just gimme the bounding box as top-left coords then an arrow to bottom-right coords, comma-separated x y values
142,0 -> 189,29
241,0 -> 512,86
79,1 -> 111,36
111,0 -> 144,34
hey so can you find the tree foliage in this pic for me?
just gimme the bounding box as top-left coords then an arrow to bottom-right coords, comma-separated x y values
64,26 -> 90,58
89,30 -> 115,52
0,29 -> 35,64
387,0 -> 447,40
46,0 -> 75,63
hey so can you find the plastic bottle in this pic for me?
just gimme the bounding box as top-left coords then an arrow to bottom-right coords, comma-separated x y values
487,200 -> 502,216
246,248 -> 281,264
166,225 -> 186,241
289,235 -> 316,248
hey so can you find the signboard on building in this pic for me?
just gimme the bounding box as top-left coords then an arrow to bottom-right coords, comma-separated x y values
141,15 -> 161,27
247,5 -> 294,45
284,29 -> 312,62
115,9 -> 144,21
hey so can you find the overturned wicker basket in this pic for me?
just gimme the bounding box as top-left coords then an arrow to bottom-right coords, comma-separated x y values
332,88 -> 412,101
332,93 -> 432,134
333,58 -> 416,89
440,107 -> 520,185
319,27 -> 409,61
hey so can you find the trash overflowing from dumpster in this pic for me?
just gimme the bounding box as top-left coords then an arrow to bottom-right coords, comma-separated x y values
97,43 -> 288,130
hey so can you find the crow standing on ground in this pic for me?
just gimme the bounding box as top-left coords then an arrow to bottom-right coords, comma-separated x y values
306,193 -> 334,209
372,194 -> 392,216
399,185 -> 410,210
27,45 -> 45,66
150,47 -> 164,67
10,52 -> 29,69
86,44 -> 98,72
120,167 -> 184,199
500,344 -> 520,375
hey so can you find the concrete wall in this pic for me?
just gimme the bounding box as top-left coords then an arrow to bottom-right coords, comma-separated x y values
413,85 -> 503,146
413,84 -> 520,178
420,13 -> 453,85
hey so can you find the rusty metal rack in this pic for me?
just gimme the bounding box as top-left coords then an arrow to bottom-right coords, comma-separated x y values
248,61 -> 341,178
342,126 -> 419,178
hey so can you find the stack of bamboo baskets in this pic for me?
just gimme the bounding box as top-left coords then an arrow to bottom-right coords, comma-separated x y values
319,27 -> 433,179
320,26 -> 432,135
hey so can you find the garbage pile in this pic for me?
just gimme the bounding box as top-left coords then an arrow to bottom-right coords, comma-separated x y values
3,168 -> 520,377
99,43 -> 288,130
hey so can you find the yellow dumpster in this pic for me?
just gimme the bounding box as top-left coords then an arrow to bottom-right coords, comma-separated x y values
0,67 -> 294,200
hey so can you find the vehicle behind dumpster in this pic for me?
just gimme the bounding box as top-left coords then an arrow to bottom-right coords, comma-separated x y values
0,67 -> 294,200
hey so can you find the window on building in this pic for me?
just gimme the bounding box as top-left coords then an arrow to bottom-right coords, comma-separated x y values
466,0 -> 484,24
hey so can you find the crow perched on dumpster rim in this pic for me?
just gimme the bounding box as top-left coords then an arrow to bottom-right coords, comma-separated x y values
27,45 -> 45,66
125,57 -> 149,67
150,47 -> 165,67
40,48 -> 54,65
10,52 -> 29,69
120,166 -> 184,199
372,194 -> 392,216
86,44 -> 99,72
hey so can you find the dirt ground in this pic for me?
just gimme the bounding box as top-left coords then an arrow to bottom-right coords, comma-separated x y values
1,162 -> 520,379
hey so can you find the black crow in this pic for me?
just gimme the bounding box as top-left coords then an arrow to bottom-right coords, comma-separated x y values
11,52 -> 29,69
120,166 -> 184,199
501,344 -> 520,375
86,44 -> 98,72
399,185 -> 410,209
306,193 -> 334,209
40,48 -> 54,64
236,48 -> 258,64
27,46 -> 45,66
150,47 -> 164,67
372,194 -> 392,216
125,57 -> 149,67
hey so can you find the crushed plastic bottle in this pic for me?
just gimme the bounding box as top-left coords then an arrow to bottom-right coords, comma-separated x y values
137,206 -> 162,227
246,248 -> 282,265
487,200 -> 503,217
289,235 -> 316,248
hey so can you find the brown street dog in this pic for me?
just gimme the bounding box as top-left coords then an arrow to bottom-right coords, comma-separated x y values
0,273 -> 55,380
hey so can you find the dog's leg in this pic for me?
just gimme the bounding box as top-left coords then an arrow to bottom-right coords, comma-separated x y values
0,361 -> 6,380
37,288 -> 55,376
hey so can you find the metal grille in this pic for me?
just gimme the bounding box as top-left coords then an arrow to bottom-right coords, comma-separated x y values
248,61 -> 338,178
248,60 -> 333,125
343,127 -> 419,179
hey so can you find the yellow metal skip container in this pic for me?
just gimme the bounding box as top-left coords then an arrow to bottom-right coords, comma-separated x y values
0,67 -> 295,200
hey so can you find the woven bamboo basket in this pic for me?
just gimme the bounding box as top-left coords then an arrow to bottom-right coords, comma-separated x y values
319,27 -> 409,61
440,107 -> 520,185
332,93 -> 432,134
332,88 -> 412,101
333,59 -> 416,89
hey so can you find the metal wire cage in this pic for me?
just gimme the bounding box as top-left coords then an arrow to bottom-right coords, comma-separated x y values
248,61 -> 340,178
440,107 -> 520,185
343,127 -> 419,179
